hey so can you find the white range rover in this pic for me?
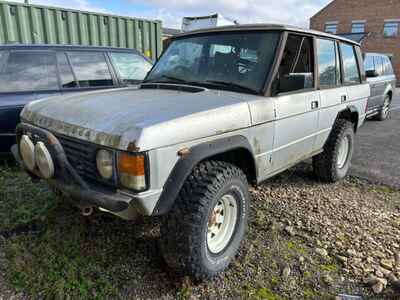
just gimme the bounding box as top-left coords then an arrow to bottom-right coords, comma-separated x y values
13,24 -> 370,280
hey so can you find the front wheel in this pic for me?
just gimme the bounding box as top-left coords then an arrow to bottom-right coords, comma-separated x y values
160,161 -> 250,280
313,119 -> 355,182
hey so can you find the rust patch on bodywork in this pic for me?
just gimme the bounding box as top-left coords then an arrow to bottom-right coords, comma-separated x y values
253,137 -> 261,155
23,110 -> 122,148
127,141 -> 140,152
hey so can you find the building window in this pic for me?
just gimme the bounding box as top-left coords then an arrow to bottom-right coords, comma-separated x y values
351,21 -> 366,33
384,21 -> 399,37
325,22 -> 338,34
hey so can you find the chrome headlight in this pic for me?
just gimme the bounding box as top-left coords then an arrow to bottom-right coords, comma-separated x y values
20,135 -> 36,171
34,142 -> 55,179
96,149 -> 114,180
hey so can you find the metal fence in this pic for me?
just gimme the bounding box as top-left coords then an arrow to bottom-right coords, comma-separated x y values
0,1 -> 162,60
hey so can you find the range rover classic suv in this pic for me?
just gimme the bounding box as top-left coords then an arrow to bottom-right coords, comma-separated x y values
13,25 -> 369,279
364,52 -> 396,121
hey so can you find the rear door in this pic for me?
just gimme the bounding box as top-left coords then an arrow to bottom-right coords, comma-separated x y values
364,54 -> 380,111
340,43 -> 369,122
370,56 -> 386,108
315,38 -> 348,150
0,50 -> 60,135
271,34 -> 320,172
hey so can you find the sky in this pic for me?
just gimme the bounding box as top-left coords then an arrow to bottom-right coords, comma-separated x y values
8,0 -> 332,29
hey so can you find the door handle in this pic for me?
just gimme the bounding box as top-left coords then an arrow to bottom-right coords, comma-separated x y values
341,95 -> 347,103
311,101 -> 319,110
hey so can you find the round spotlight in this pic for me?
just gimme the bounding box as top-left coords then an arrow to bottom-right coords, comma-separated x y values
20,135 -> 36,171
96,149 -> 113,179
34,142 -> 55,179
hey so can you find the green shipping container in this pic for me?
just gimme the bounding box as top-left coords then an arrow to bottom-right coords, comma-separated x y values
0,1 -> 162,60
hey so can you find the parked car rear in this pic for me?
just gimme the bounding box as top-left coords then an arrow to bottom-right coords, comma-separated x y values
0,44 -> 153,154
364,52 -> 396,121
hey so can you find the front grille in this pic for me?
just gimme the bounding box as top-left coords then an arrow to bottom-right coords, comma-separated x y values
56,135 -> 115,187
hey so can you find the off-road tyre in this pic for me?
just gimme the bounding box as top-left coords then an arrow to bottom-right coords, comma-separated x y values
313,119 -> 355,183
160,160 -> 250,280
374,94 -> 391,121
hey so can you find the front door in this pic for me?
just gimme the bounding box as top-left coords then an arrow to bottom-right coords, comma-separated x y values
270,34 -> 319,173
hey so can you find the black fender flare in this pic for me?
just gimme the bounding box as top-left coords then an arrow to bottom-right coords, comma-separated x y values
152,135 -> 255,216
336,105 -> 359,131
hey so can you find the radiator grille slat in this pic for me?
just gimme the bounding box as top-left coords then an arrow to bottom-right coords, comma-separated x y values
56,135 -> 116,187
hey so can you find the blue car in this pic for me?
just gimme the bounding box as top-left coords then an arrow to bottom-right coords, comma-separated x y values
0,44 -> 153,154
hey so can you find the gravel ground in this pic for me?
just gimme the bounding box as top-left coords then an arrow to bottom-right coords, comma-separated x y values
0,163 -> 400,299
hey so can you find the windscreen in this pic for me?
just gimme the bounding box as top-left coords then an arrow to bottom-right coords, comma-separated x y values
146,31 -> 281,94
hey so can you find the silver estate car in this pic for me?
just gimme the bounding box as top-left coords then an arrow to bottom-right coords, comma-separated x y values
13,24 -> 370,280
364,52 -> 397,121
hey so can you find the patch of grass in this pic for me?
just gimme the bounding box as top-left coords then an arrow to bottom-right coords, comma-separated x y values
320,264 -> 338,273
368,185 -> 397,194
6,210 -> 117,299
253,287 -> 285,300
0,164 -> 56,230
303,289 -> 316,299
286,241 -> 306,255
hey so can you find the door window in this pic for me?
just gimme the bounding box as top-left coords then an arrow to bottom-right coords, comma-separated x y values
317,39 -> 341,87
110,52 -> 152,85
57,52 -> 78,88
364,54 -> 375,72
68,52 -> 114,88
0,51 -> 58,93
373,56 -> 384,76
339,43 -> 361,84
276,34 -> 314,94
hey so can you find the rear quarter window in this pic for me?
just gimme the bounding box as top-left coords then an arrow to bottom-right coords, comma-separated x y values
68,52 -> 114,88
0,51 -> 58,93
384,56 -> 394,75
339,43 -> 361,85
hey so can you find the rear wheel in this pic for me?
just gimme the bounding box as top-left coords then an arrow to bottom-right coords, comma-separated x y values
160,161 -> 250,280
375,95 -> 391,121
313,119 -> 355,182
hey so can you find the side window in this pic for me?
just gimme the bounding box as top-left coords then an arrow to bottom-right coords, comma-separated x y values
57,52 -> 78,88
0,51 -> 58,93
339,43 -> 361,84
317,39 -> 341,87
68,52 -> 113,88
364,54 -> 375,72
277,34 -> 314,94
373,56 -> 384,76
110,52 -> 152,85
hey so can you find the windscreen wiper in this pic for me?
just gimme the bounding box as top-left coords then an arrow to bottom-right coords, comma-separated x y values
204,80 -> 258,94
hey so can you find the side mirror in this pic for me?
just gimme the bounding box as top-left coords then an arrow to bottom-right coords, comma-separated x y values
366,69 -> 379,78
278,73 -> 313,94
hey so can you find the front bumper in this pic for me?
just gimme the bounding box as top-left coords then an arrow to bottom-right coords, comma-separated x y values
13,123 -> 133,214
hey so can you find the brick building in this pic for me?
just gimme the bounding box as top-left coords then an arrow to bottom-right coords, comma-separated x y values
310,0 -> 400,81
